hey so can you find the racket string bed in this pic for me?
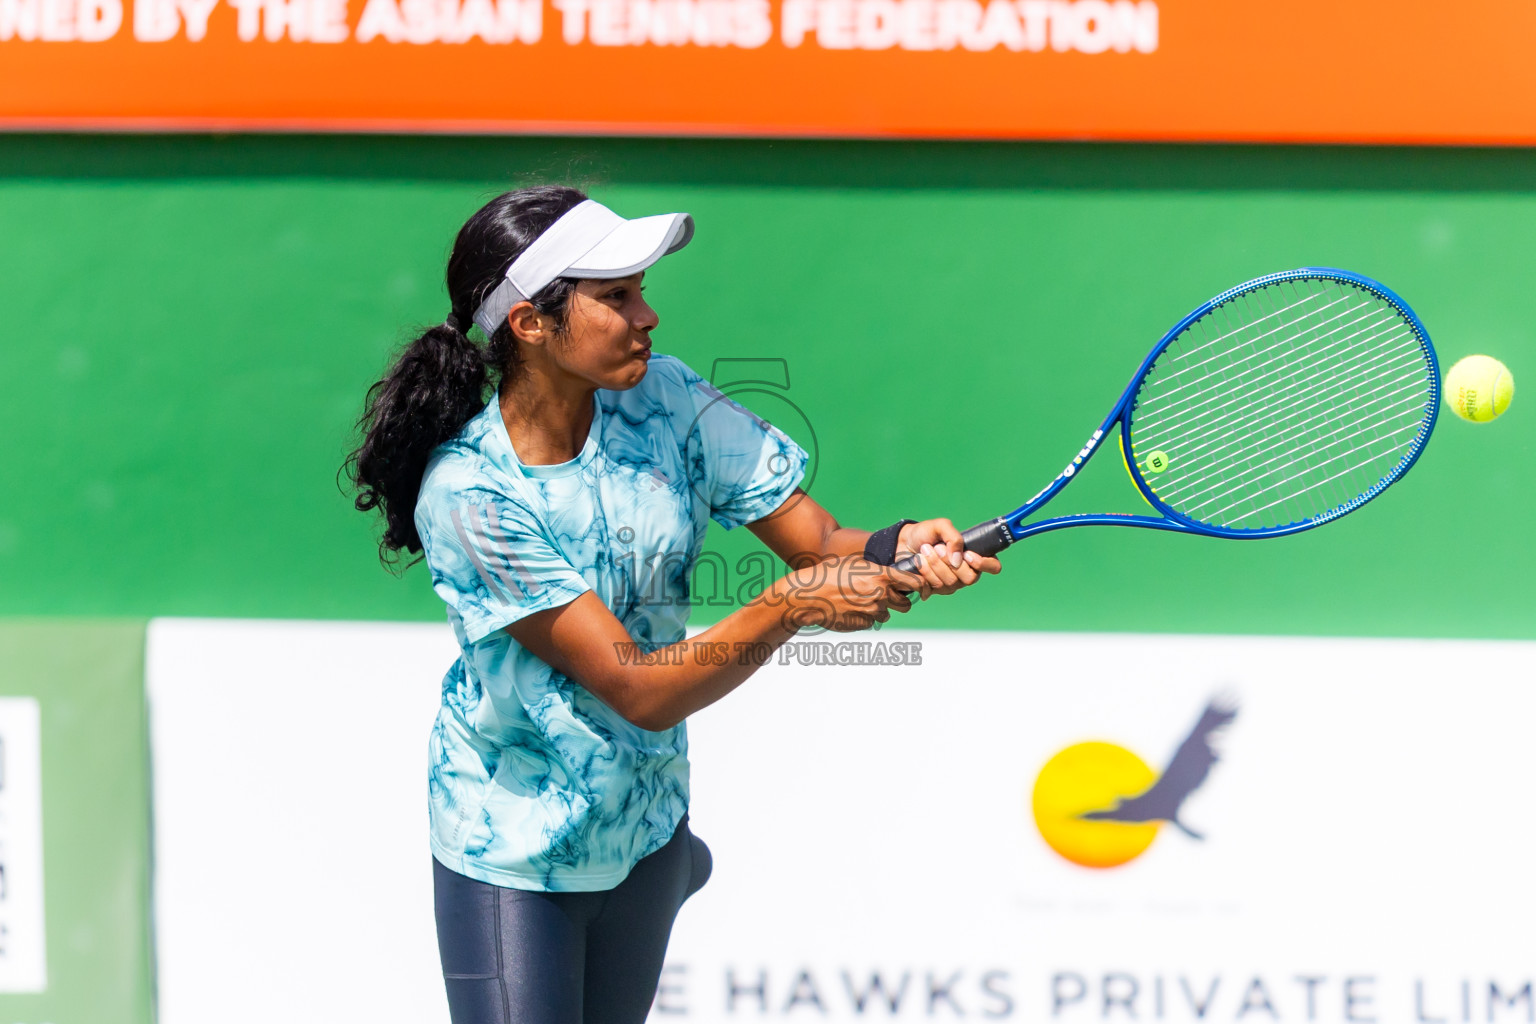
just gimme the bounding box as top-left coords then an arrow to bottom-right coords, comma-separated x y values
1131,304 -> 1396,486
1268,282 -> 1409,518
1155,282 -> 1407,526
1265,282 -> 1407,516
1126,277 -> 1435,532
1134,290 -> 1367,417
1133,293 -> 1396,446
1139,317 -> 1421,480
1150,279 -> 1429,527
1252,281 -> 1425,521
1157,302 -> 1427,508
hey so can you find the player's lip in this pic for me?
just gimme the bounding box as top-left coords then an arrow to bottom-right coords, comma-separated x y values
635,342 -> 652,359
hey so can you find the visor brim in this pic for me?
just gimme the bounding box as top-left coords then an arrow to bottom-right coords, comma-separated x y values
566,212 -> 694,280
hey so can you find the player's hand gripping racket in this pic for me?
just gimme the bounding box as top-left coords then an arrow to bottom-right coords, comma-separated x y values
895,268 -> 1440,574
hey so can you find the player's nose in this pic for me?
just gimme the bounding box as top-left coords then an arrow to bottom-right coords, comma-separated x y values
632,295 -> 659,332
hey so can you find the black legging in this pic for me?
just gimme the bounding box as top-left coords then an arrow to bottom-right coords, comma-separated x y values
433,817 -> 712,1024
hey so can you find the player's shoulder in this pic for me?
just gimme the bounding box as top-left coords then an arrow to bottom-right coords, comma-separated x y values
639,353 -> 704,394
422,401 -> 495,482
603,353 -> 705,422
417,404 -> 529,524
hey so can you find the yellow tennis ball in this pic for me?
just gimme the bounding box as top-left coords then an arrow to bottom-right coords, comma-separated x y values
1445,355 -> 1514,423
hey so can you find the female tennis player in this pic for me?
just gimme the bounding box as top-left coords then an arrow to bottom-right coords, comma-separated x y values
347,185 -> 1001,1024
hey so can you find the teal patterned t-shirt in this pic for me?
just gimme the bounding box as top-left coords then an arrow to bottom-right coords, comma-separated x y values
416,354 -> 808,891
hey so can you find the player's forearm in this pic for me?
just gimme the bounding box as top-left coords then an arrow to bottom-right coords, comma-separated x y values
819,526 -> 872,560
747,490 -> 870,565
600,582 -> 803,731
776,519 -> 867,565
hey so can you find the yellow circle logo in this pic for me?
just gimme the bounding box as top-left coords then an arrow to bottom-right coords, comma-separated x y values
1031,741 -> 1161,869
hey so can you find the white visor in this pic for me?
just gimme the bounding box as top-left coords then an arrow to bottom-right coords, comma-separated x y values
472,199 -> 694,336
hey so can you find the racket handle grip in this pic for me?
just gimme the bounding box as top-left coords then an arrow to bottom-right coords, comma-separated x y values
891,518 -> 1012,575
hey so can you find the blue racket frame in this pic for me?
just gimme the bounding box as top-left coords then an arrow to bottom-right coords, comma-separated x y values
999,267 -> 1440,543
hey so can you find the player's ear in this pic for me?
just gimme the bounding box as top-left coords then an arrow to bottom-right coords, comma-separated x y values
507,301 -> 549,346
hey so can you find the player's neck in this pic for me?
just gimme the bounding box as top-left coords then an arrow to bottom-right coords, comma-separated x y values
499,369 -> 596,466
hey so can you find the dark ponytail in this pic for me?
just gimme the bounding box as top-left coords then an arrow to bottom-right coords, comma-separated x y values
346,185 -> 588,564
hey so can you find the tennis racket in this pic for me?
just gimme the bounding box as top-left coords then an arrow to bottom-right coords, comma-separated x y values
895,267 -> 1439,573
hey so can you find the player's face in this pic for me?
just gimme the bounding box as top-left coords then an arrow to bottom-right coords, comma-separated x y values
556,273 -> 657,391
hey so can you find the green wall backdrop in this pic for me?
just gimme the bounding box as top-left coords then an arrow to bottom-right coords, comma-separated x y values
1,136 -> 1532,638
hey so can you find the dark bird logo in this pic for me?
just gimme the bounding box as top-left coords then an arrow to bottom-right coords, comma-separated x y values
1078,698 -> 1238,840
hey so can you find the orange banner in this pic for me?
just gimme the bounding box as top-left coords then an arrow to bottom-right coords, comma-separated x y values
2,0 -> 1535,141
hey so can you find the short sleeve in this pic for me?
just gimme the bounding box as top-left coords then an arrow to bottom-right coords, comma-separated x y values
667,359 -> 810,530
420,497 -> 592,644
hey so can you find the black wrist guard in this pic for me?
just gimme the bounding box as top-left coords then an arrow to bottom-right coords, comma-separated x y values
864,519 -> 917,566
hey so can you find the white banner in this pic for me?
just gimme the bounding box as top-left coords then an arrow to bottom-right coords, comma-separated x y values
147,621 -> 1536,1024
147,619 -> 456,1024
670,630 -> 1536,1023
0,697 -> 47,993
